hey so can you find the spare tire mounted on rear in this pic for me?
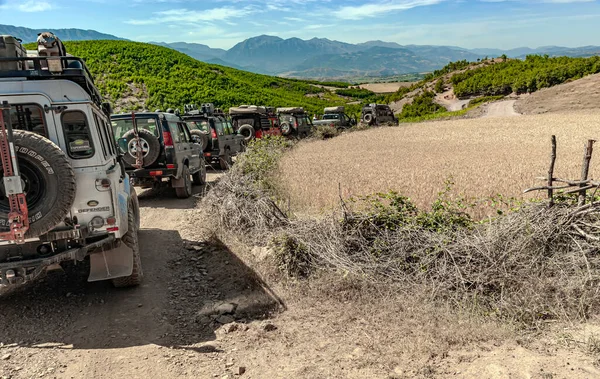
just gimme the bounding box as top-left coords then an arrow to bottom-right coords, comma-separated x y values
238,124 -> 255,141
0,131 -> 76,237
122,129 -> 161,167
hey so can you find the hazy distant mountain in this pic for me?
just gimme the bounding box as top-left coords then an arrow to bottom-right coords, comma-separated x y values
152,41 -> 226,62
223,35 -> 362,74
0,24 -> 123,43
3,23 -> 599,81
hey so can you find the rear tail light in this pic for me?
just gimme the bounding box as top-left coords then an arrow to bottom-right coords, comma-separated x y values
295,122 -> 298,128
211,128 -> 217,139
106,217 -> 117,225
107,227 -> 119,232
166,164 -> 176,169
149,171 -> 163,176
162,131 -> 174,147
204,152 -> 211,157
256,130 -> 263,139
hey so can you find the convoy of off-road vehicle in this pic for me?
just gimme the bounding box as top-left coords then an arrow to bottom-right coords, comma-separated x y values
0,31 -> 403,291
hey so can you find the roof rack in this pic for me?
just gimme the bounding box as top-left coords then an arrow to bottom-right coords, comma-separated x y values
0,56 -> 103,106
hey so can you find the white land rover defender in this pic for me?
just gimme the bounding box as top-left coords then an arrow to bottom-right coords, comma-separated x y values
0,33 -> 142,288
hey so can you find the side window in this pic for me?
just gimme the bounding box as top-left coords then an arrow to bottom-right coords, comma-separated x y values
61,111 -> 95,159
223,120 -> 233,135
215,119 -> 224,136
93,113 -> 108,159
178,122 -> 191,142
168,121 -> 181,143
102,119 -> 117,155
9,104 -> 47,136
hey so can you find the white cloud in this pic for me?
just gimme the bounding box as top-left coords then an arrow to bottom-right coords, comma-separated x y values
332,0 -> 445,20
125,6 -> 256,25
0,0 -> 53,12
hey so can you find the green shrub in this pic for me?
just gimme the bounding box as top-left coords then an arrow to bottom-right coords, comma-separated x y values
398,91 -> 445,120
434,79 -> 445,93
235,136 -> 293,191
468,95 -> 505,107
313,125 -> 342,140
270,234 -> 312,278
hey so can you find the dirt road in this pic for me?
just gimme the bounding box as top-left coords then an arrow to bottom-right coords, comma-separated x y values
2,167 -> 600,378
484,100 -> 519,118
0,172 -> 284,379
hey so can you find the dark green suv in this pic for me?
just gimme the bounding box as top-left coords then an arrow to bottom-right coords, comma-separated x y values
182,104 -> 244,170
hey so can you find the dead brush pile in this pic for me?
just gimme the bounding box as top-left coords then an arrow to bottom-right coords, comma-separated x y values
201,136 -> 600,325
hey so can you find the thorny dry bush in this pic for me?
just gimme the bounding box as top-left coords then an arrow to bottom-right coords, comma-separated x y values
200,136 -> 600,326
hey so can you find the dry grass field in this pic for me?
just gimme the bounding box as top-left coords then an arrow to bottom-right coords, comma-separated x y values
279,111 -> 600,218
359,81 -> 414,93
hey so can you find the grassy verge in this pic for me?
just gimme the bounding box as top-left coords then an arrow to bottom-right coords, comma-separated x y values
200,136 -> 600,327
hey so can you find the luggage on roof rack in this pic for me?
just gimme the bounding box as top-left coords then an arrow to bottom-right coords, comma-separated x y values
277,107 -> 305,114
0,36 -> 26,71
324,106 -> 345,113
229,105 -> 268,115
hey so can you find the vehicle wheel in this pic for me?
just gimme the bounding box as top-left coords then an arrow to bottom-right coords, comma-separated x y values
130,186 -> 140,231
175,165 -> 193,198
192,162 -> 207,185
122,129 -> 161,167
112,197 -> 144,288
238,124 -> 255,142
219,149 -> 233,170
280,122 -> 292,136
0,131 -> 76,238
363,113 -> 374,125
190,130 -> 209,151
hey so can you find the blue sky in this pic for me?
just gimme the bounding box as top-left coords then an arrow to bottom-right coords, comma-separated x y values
1,0 -> 599,49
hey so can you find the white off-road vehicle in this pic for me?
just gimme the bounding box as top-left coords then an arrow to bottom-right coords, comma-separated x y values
0,33 -> 142,288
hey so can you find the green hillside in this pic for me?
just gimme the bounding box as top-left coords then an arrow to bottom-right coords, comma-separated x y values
450,55 -> 600,97
57,40 -> 355,114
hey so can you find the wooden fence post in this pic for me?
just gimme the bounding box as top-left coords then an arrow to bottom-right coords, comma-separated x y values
548,135 -> 557,206
579,139 -> 596,206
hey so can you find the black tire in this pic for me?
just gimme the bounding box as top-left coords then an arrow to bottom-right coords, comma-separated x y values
175,166 -> 193,198
112,197 -> 143,288
130,187 -> 140,231
238,124 -> 255,142
363,113 -> 374,125
0,131 -> 76,238
122,129 -> 161,167
280,122 -> 292,136
190,130 -> 209,151
192,162 -> 207,185
219,150 -> 233,170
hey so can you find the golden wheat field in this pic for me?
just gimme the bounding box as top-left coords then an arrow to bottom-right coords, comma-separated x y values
278,111 -> 600,218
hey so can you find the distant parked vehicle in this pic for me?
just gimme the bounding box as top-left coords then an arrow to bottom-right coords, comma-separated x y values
277,107 -> 313,138
181,103 -> 245,170
361,104 -> 398,126
229,105 -> 281,142
312,106 -> 356,130
111,110 -> 206,198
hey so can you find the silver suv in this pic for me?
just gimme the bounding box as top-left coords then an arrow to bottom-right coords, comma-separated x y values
0,33 -> 142,288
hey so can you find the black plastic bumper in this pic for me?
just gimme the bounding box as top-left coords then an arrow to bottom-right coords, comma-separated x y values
129,168 -> 178,179
0,235 -> 115,286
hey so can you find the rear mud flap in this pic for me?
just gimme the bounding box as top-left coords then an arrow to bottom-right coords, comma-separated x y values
88,242 -> 134,282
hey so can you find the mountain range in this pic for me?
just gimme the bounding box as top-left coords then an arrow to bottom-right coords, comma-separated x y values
2,24 -> 599,81
0,24 -> 123,43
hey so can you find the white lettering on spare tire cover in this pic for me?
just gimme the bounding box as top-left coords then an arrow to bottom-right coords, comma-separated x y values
17,146 -> 55,175
0,211 -> 43,226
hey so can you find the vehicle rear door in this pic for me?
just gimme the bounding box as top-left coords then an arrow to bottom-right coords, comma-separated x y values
180,121 -> 201,171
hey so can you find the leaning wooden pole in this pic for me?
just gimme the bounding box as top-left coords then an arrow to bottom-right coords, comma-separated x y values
579,139 -> 596,206
548,135 -> 557,206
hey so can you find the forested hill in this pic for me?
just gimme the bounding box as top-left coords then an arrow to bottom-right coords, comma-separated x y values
59,40 -> 351,114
